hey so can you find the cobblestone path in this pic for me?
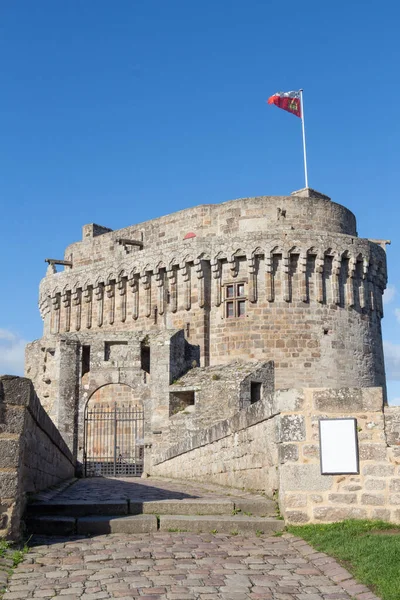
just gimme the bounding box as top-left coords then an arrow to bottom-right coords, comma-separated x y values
4,532 -> 380,600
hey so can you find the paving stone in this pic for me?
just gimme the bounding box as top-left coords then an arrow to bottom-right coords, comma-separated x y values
11,479 -> 381,600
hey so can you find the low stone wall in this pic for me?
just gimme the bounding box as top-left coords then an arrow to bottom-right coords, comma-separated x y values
152,395 -> 280,495
152,386 -> 400,524
278,388 -> 400,524
0,376 -> 76,540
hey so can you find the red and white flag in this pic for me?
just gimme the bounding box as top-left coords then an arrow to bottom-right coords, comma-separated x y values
267,90 -> 301,118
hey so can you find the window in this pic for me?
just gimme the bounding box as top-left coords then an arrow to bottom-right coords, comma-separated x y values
141,341 -> 150,374
225,282 -> 246,318
81,345 -> 91,377
169,390 -> 195,416
250,382 -> 262,404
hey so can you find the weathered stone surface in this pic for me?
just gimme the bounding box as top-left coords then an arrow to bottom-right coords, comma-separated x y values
279,443 -> 299,463
385,407 -> 400,446
365,479 -> 386,491
233,499 -> 277,517
0,376 -> 76,540
284,493 -> 307,508
279,415 -> 306,442
280,464 -> 333,492
159,514 -> 284,535
328,493 -> 357,504
372,508 -> 391,520
359,444 -> 387,461
363,464 -> 395,477
137,499 -> 234,516
390,479 -> 400,492
274,389 -> 305,412
313,387 -> 383,413
0,439 -> 21,469
361,494 -> 385,506
285,510 -> 310,523
302,444 -> 319,459
313,506 -> 368,521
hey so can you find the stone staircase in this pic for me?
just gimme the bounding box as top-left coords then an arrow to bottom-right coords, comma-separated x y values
25,477 -> 285,537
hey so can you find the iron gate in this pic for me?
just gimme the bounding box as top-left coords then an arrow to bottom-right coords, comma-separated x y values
83,402 -> 144,477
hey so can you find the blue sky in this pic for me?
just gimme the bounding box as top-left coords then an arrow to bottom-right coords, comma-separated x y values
1,1 -> 399,403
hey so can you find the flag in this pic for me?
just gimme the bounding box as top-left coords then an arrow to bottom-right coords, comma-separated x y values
267,91 -> 301,118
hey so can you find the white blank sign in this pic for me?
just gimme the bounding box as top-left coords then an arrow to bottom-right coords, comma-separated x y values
319,418 -> 359,475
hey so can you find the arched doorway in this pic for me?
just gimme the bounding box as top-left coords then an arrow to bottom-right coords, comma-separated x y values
83,384 -> 144,477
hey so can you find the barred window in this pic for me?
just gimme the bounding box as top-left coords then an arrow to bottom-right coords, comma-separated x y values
225,283 -> 246,318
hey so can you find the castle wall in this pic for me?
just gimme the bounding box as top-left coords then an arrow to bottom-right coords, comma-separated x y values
26,329 -> 197,463
278,388 -> 400,524
165,361 -> 274,446
27,190 -> 388,467
0,376 -> 75,540
36,232 -> 387,392
152,399 -> 280,494
152,386 -> 400,525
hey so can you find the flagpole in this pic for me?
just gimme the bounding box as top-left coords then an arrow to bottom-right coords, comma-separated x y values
299,89 -> 309,188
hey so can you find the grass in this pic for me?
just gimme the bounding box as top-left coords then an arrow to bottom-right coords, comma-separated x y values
0,538 -> 29,598
256,529 -> 264,537
288,519 -> 400,600
0,539 -> 28,569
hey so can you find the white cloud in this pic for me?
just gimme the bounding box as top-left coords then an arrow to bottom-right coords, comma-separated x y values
383,284 -> 396,306
0,329 -> 27,376
394,308 -> 400,324
383,341 -> 400,381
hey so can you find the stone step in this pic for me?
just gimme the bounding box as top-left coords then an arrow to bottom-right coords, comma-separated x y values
77,515 -> 157,535
129,498 -> 234,515
26,514 -> 158,536
27,497 -> 269,518
159,515 -> 285,535
26,515 -> 76,536
28,500 -> 128,518
234,498 -> 277,517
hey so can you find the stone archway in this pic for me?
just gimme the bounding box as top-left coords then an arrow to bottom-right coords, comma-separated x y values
83,383 -> 144,477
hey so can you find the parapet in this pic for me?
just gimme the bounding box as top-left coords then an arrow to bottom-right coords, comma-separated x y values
82,223 -> 113,240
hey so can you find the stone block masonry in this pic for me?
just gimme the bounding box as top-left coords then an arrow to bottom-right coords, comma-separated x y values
152,385 -> 400,524
153,390 -> 280,493
20,187 -> 394,528
0,376 -> 75,540
30,189 -> 388,407
278,387 -> 400,524
25,188 -> 390,478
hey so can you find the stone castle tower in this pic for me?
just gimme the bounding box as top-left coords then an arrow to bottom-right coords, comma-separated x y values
25,188 -> 388,469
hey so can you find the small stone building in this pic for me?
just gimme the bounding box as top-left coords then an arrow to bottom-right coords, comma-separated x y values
25,187 -> 390,482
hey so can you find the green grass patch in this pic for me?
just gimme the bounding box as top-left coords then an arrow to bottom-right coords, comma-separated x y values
288,519 -> 400,600
0,538 -> 29,598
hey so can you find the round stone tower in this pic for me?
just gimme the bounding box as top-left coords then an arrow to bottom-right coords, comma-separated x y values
28,187 -> 388,416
